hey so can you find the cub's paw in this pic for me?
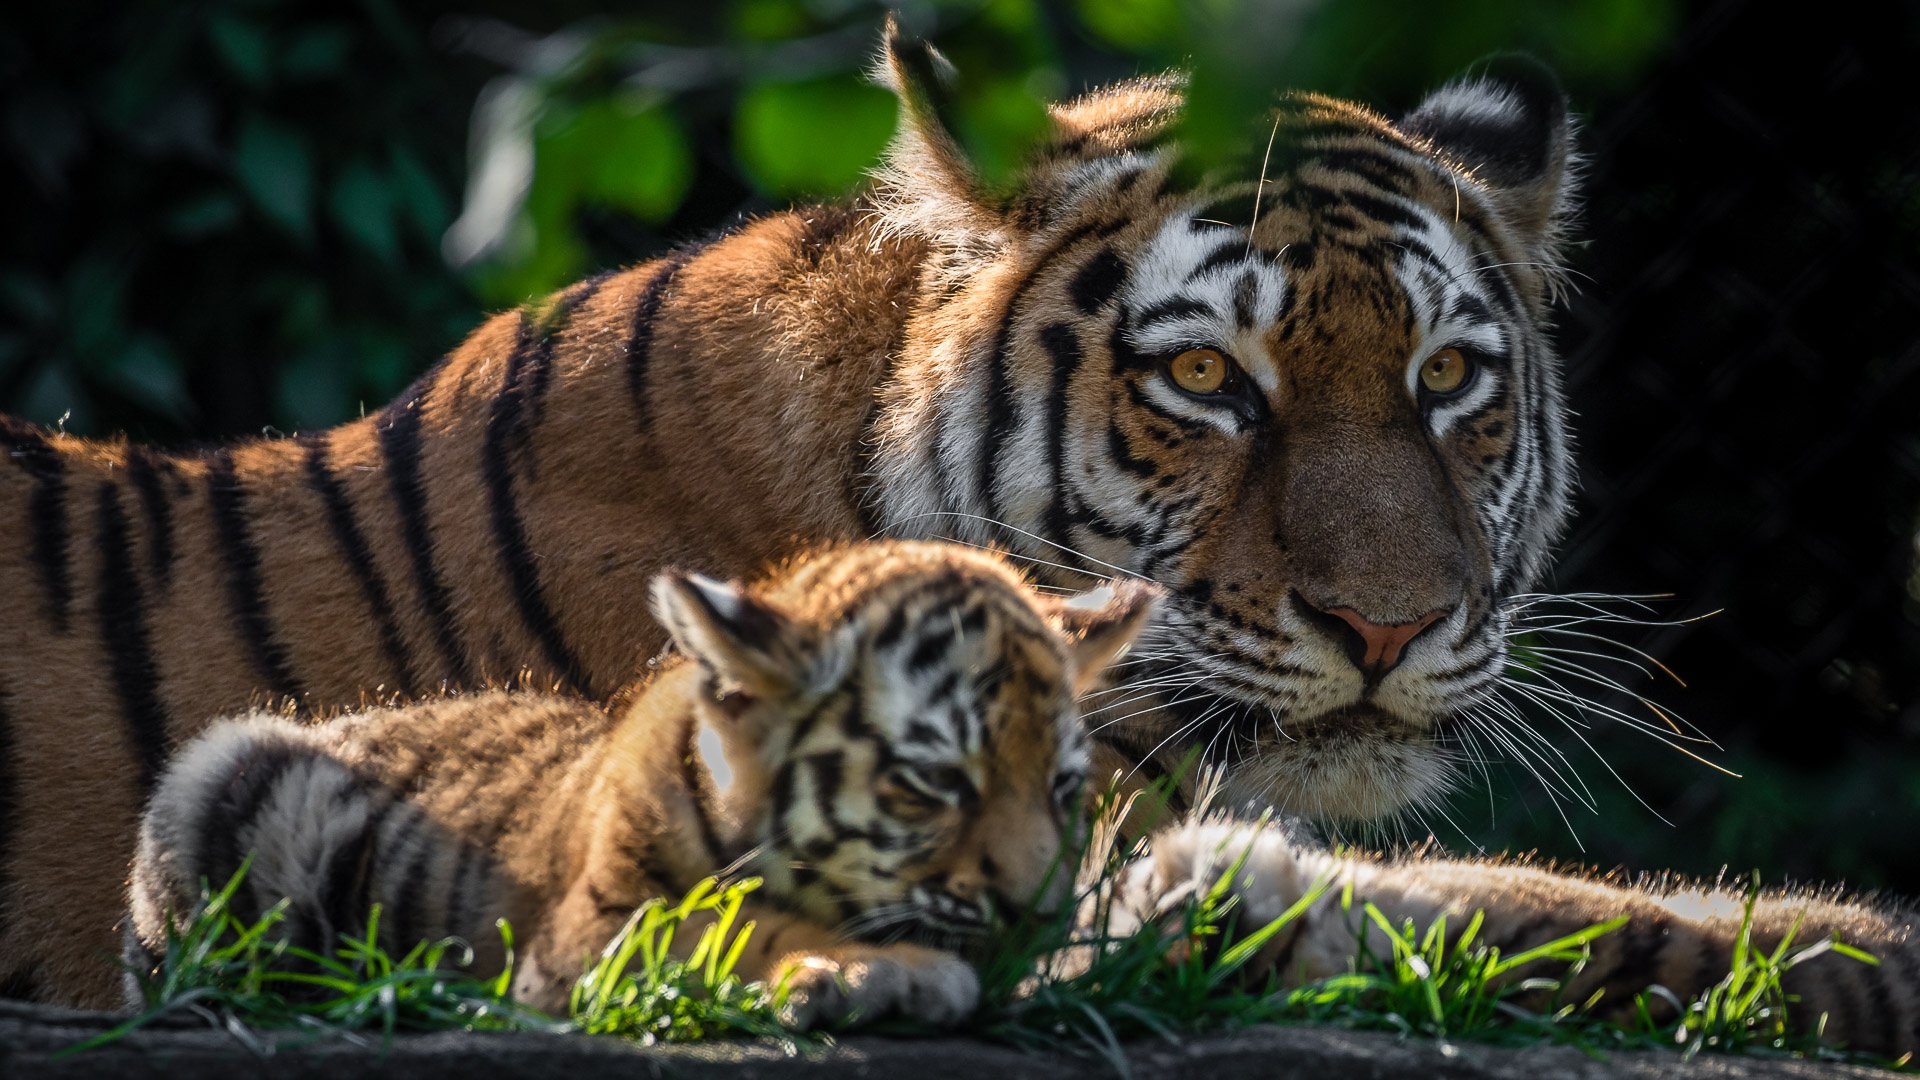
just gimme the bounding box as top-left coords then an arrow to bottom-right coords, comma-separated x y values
774,943 -> 979,1030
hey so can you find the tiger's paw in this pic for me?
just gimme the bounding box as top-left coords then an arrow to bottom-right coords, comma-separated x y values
774,943 -> 979,1030
1113,818 -> 1322,974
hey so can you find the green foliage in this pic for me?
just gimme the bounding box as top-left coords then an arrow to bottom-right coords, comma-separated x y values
68,847 -> 1900,1071
61,858 -> 551,1058
1284,898 -> 1628,1045
734,76 -> 896,200
75,863 -> 789,1057
1645,874 -> 1882,1060
569,876 -> 794,1045
0,0 -> 1681,440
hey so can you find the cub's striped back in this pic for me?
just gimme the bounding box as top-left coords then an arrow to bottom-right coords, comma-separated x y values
127,541 -> 1156,1021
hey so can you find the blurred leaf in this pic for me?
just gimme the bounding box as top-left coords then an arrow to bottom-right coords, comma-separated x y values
65,256 -> 129,363
545,98 -> 693,221
281,25 -> 354,80
232,114 -> 314,242
208,15 -> 272,87
355,332 -> 411,402
328,160 -> 401,264
1075,0 -> 1183,50
278,345 -> 353,431
5,90 -> 88,197
951,73 -> 1052,188
0,272 -> 58,327
18,366 -> 91,433
387,143 -> 452,246
730,0 -> 813,41
734,75 -> 894,198
164,192 -> 242,239
101,337 -> 192,422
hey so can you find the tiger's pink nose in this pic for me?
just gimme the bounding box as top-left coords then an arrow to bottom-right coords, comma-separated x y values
1294,595 -> 1446,682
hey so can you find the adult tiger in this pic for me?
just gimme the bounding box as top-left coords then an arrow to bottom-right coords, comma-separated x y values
2,31 -> 1578,1005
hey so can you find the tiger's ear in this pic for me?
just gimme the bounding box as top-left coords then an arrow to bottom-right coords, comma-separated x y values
651,572 -> 848,699
869,16 -> 1006,251
1050,579 -> 1160,697
1398,56 -> 1578,269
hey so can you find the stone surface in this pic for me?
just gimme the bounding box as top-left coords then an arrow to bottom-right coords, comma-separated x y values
0,1000 -> 1887,1079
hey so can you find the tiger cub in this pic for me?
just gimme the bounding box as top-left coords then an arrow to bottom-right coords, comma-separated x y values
1112,817 -> 1920,1056
126,541 -> 1155,1026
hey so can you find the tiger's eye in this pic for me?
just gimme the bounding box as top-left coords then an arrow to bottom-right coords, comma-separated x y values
1168,349 -> 1228,394
1420,347 -> 1469,394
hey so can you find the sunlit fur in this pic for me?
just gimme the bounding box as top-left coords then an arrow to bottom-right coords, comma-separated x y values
5,35 -> 1593,1005
1114,818 -> 1920,1057
127,541 -> 1155,1023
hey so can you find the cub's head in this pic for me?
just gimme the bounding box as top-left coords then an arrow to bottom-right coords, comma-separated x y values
870,32 -> 1580,826
651,540 -> 1156,943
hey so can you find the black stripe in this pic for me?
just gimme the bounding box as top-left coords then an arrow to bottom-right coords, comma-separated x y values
206,451 -> 304,701
807,751 -> 846,832
526,271 -> 615,436
1852,943 -> 1897,1054
320,784 -> 378,938
905,626 -> 955,673
1134,296 -> 1211,329
1188,242 -> 1251,282
1039,322 -> 1082,552
124,446 -> 175,590
388,812 -> 434,951
1603,915 -> 1671,1000
301,434 -> 417,694
378,364 -> 473,688
205,741 -> 300,889
1070,249 -> 1128,315
680,713 -> 729,866
626,247 -> 707,433
3,418 -> 70,632
485,284 -> 605,697
977,221 -> 1103,521
93,483 -> 170,792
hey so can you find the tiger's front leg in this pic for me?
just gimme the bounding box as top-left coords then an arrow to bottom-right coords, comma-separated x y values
1114,819 -> 1920,1056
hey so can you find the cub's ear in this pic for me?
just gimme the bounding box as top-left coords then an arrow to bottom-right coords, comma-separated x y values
1398,55 -> 1577,267
869,15 -> 1004,250
1050,579 -> 1161,697
652,572 -> 844,699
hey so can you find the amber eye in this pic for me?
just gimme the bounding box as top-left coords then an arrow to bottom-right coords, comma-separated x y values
1166,348 -> 1229,394
1420,347 -> 1472,395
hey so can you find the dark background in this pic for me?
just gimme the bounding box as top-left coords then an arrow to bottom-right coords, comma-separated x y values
6,0 -> 1919,893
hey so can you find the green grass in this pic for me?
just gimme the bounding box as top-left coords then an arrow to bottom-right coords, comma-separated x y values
568,876 -> 796,1045
69,846 -> 1906,1074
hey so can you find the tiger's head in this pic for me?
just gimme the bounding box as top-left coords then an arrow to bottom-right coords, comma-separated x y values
650,540 -> 1156,943
870,32 -> 1579,825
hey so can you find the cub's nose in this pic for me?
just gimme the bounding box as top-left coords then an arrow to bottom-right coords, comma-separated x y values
1292,593 -> 1446,684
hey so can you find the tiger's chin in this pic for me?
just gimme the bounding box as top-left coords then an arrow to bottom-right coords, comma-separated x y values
1212,704 -> 1460,825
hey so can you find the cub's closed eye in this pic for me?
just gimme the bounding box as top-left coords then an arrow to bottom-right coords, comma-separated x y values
887,764 -> 972,802
1161,348 -> 1236,397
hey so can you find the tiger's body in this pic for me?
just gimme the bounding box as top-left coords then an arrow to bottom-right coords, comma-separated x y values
3,22 -> 1913,1046
127,540 -> 1152,1022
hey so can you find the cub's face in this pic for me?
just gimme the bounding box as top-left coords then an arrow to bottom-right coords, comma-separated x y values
653,542 -> 1154,944
874,48 -> 1577,823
